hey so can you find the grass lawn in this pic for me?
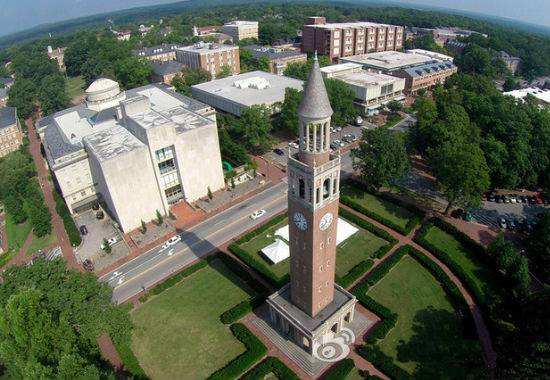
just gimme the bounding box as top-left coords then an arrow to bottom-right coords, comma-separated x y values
5,213 -> 32,251
422,226 -> 499,303
342,185 -> 416,231
239,217 -> 388,281
367,256 -> 483,377
25,232 -> 58,256
130,258 -> 255,379
383,113 -> 404,128
66,75 -> 85,102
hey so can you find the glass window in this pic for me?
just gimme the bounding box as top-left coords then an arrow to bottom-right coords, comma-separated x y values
155,146 -> 174,161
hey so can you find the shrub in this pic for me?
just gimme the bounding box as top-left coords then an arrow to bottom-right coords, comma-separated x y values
356,345 -> 412,380
242,357 -> 299,380
228,243 -> 288,288
213,253 -> 269,296
53,188 -> 81,246
208,323 -> 267,380
322,358 -> 355,380
337,259 -> 374,289
221,296 -> 264,324
339,207 -> 399,245
341,195 -> 410,235
111,333 -> 148,379
235,214 -> 287,245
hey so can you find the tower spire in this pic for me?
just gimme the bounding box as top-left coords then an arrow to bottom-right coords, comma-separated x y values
297,53 -> 332,120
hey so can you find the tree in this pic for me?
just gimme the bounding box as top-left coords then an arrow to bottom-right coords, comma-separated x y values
207,186 -> 213,200
284,55 -> 330,80
140,220 -> 147,234
7,78 -> 36,119
430,141 -> 490,215
503,76 -> 518,92
0,258 -> 130,378
172,67 -> 211,96
352,128 -> 410,190
101,238 -> 111,254
156,209 -> 163,225
387,100 -> 403,115
218,65 -> 232,78
230,177 -> 236,190
233,105 -> 273,154
114,56 -> 152,89
277,87 -> 302,136
324,78 -> 357,126
526,211 -> 550,283
256,56 -> 271,72
38,74 -> 69,116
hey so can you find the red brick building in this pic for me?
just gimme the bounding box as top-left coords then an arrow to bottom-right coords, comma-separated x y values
302,17 -> 404,61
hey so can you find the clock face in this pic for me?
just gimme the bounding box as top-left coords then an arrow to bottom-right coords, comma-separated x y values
293,212 -> 308,231
319,212 -> 334,231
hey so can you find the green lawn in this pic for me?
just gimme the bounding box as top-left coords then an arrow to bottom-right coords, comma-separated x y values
367,256 -> 483,377
5,213 -> 32,251
341,185 -> 416,231
25,232 -> 57,256
130,258 -> 255,379
239,217 -> 389,281
422,226 -> 499,303
66,75 -> 85,102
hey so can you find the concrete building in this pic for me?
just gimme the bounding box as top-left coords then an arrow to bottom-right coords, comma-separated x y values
175,42 -> 240,78
151,61 -> 185,84
498,51 -> 521,75
222,21 -> 259,42
406,49 -> 453,62
47,46 -> 66,71
0,107 -> 23,158
133,44 -> 183,62
340,50 -> 435,73
301,17 -> 404,61
268,55 -> 356,354
191,71 -> 303,116
394,60 -> 457,94
433,27 -> 486,46
503,87 -> 550,107
244,45 -> 307,75
320,63 -> 405,114
37,79 -> 225,232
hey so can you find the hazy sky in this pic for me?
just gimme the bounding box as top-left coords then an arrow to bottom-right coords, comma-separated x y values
0,0 -> 549,37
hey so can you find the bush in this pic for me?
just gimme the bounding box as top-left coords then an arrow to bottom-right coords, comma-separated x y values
339,207 -> 399,245
242,357 -> 299,380
139,259 -> 207,302
221,296 -> 264,324
53,188 -> 81,246
228,244 -> 289,288
322,358 -> 355,380
24,179 -> 52,237
208,323 -> 267,380
336,259 -> 374,289
341,195 -> 410,235
112,333 -> 148,379
213,253 -> 269,296
235,213 -> 287,245
356,345 -> 412,380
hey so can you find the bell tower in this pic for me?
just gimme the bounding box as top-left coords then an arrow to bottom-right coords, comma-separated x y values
287,53 -> 341,317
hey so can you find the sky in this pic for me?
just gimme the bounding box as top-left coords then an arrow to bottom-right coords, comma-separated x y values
0,0 -> 549,37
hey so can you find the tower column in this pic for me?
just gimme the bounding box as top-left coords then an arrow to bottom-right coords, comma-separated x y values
313,123 -> 317,152
305,123 -> 310,151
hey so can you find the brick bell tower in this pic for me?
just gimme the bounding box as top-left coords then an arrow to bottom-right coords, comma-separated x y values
287,53 -> 341,318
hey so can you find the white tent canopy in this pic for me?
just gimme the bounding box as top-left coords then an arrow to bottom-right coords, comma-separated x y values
261,239 -> 290,264
274,218 -> 358,246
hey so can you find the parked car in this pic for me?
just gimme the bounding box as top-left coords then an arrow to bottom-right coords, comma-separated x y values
250,209 -> 266,220
82,259 -> 94,272
334,126 -> 342,132
274,148 -> 285,156
488,194 -> 495,202
79,225 -> 88,235
288,142 -> 299,149
161,235 -> 181,250
100,236 -> 118,249
498,218 -> 507,229
96,210 -> 105,219
356,116 -> 364,126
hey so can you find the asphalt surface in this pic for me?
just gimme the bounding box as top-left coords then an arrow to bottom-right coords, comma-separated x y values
101,181 -> 288,303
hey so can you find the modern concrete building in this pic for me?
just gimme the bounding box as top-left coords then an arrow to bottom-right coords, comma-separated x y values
320,63 -> 405,114
151,61 -> 185,84
301,17 -> 404,61
406,49 -> 454,62
0,107 -> 23,158
340,50 -> 435,73
175,42 -> 240,78
267,55 -> 356,354
498,51 -> 521,75
222,21 -> 259,42
191,71 -> 303,116
37,79 -> 225,232
432,27 -> 486,47
133,44 -> 183,62
244,45 -> 307,75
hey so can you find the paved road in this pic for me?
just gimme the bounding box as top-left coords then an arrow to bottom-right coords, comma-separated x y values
101,181 -> 288,303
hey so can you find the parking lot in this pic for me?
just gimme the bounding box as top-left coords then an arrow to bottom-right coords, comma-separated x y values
471,200 -> 548,231
74,210 -> 129,271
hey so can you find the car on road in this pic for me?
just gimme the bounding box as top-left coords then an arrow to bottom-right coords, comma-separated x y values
498,218 -> 507,229
117,276 -> 125,285
167,248 -> 175,256
79,225 -> 88,235
274,148 -> 285,156
82,259 -> 94,272
161,235 -> 181,250
250,209 -> 266,220
100,236 -> 118,249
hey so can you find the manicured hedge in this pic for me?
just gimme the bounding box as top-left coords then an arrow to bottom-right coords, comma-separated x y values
229,244 -> 289,288
336,259 -> 374,289
112,333 -> 148,380
322,358 -> 355,380
242,356 -> 299,380
139,259 -> 207,302
356,346 -> 412,380
220,296 -> 264,324
214,253 -> 269,296
234,213 -> 287,245
414,220 -> 488,307
208,323 -> 267,380
52,188 -> 82,246
339,207 -> 399,246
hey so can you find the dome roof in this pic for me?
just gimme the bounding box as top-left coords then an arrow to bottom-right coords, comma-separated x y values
86,78 -> 119,94
297,54 -> 333,120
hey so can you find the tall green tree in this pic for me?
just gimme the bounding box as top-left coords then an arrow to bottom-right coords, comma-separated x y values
324,78 -> 357,126
277,88 -> 302,136
6,78 -> 36,119
233,105 -> 273,154
526,211 -> 550,283
352,128 -> 410,190
114,56 -> 152,89
38,74 -> 69,116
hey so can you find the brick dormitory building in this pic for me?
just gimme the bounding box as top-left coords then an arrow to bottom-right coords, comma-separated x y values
301,17 -> 404,61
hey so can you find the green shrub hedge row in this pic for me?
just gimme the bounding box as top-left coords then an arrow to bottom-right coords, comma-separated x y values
228,244 -> 289,288
52,188 -> 82,246
414,222 -> 487,307
139,259 -> 207,302
220,296 -> 264,324
241,356 -> 299,380
234,213 -> 287,245
112,333 -> 148,380
322,358 -> 355,380
339,207 -> 399,246
214,253 -> 269,296
362,246 -> 407,287
336,259 -> 374,289
356,345 -> 412,380
208,323 -> 267,380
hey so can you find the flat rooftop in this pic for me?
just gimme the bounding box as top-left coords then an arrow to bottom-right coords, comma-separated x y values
503,87 -> 550,104
320,62 -> 363,74
308,21 -> 399,30
224,20 -> 258,26
244,45 -> 306,61
337,71 -> 403,87
176,43 -> 237,54
341,51 -> 434,71
406,49 -> 454,62
191,71 -> 303,108
0,107 -> 16,129
84,125 -> 145,162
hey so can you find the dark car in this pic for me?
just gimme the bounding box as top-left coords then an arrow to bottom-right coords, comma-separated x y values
274,148 -> 285,156
79,225 -> 88,235
82,259 -> 94,272
96,211 -> 105,220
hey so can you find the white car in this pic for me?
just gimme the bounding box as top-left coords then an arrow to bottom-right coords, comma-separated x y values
161,235 -> 182,250
167,248 -> 175,256
288,142 -> 299,149
117,276 -> 125,285
100,236 -> 118,249
250,209 -> 266,220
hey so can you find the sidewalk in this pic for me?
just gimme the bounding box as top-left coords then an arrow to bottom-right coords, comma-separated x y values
27,119 -> 79,271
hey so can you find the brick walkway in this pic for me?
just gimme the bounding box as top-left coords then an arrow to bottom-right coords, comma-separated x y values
97,332 -> 123,372
27,119 -> 79,271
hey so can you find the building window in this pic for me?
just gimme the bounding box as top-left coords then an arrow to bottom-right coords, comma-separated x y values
158,158 -> 176,174
156,146 -> 174,161
161,172 -> 179,188
298,178 -> 305,199
323,178 -> 331,200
